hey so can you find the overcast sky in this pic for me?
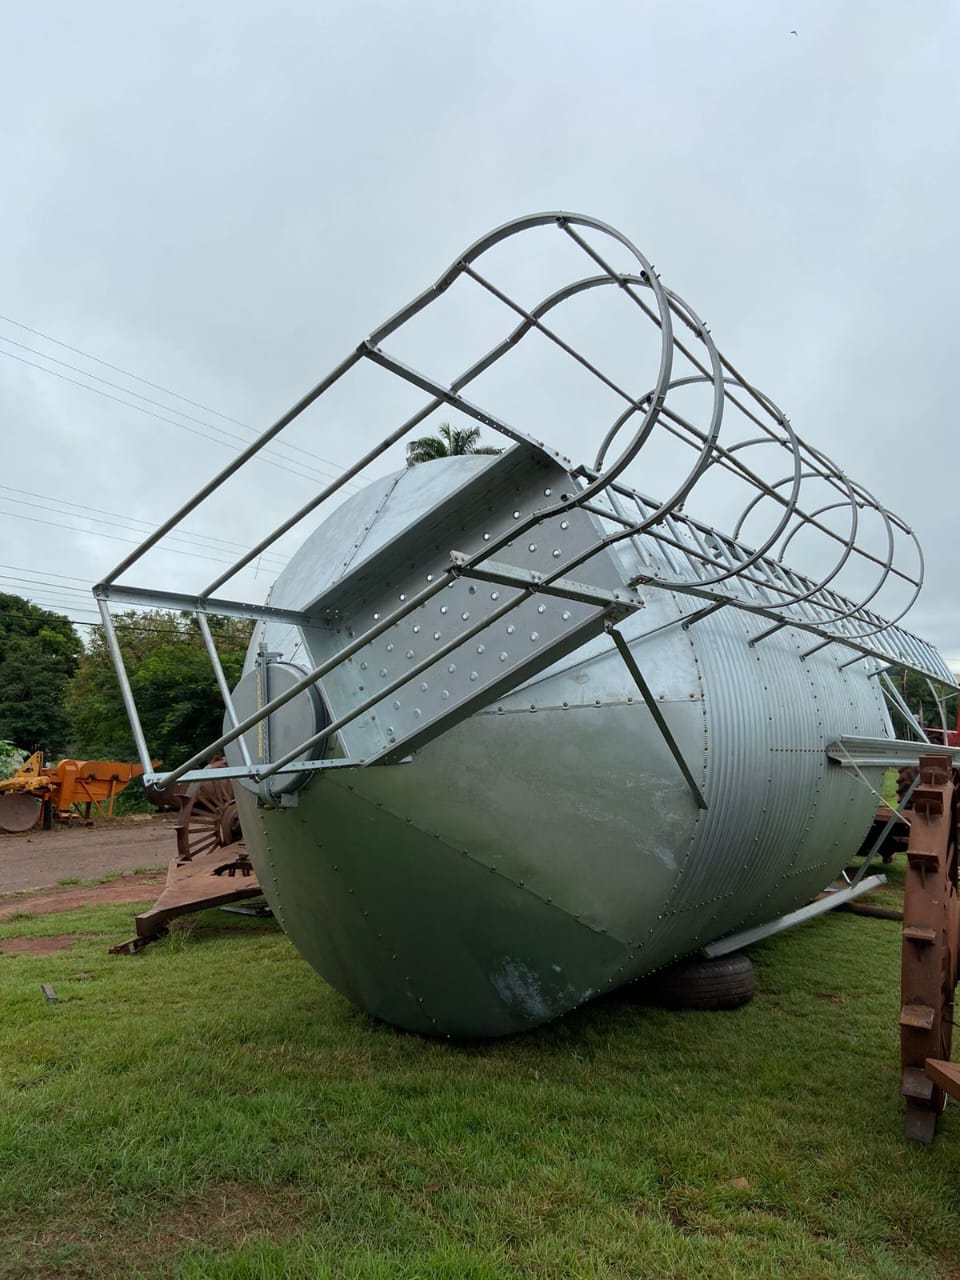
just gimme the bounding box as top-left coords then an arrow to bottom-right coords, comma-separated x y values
1,1 -> 958,665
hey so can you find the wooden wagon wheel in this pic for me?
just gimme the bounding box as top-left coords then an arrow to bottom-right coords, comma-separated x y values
173,759 -> 242,863
900,753 -> 960,1143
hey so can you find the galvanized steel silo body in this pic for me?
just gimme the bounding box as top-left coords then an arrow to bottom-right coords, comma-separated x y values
232,454 -> 889,1037
91,214 -> 949,1040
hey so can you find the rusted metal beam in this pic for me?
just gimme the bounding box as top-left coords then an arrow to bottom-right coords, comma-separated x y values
900,754 -> 960,1143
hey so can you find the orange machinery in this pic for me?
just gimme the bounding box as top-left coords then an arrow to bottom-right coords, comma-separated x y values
0,752 -> 145,833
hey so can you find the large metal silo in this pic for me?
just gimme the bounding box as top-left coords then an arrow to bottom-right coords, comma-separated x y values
94,213 -> 956,1037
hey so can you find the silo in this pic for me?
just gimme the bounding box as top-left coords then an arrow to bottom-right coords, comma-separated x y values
94,213 -> 956,1038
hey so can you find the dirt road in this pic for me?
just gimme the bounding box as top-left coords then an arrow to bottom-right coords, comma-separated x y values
0,815 -> 176,895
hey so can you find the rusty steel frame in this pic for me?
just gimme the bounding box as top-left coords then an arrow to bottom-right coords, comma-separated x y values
899,753 -> 960,1143
110,766 -> 260,955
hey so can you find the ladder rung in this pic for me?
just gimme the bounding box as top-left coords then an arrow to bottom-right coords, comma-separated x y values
900,1003 -> 936,1031
907,849 -> 940,871
903,925 -> 938,945
901,1066 -> 935,1100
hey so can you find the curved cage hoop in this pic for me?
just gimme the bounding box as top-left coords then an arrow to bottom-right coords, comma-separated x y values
91,212 -> 955,787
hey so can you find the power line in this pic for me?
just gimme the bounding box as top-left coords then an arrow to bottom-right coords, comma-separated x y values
0,579 -> 93,600
15,607 -> 100,624
0,309 -> 339,452
0,604 -> 96,629
0,313 -> 363,486
1,609 -> 209,635
0,582 -> 98,604
0,485 -> 288,569
0,330 -> 359,487
0,561 -> 275,598
5,606 -> 99,622
0,570 -> 92,590
0,562 -> 97,584
0,568 -> 133,619
0,587 -> 108,615
0,566 -> 274,644
0,595 -> 254,637
0,504 -> 280,570
5,586 -> 265,632
0,345 -> 355,491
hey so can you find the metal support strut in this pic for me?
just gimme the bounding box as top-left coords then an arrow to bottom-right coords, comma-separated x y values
606,623 -> 707,810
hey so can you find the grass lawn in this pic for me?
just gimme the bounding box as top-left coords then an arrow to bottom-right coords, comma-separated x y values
0,860 -> 957,1280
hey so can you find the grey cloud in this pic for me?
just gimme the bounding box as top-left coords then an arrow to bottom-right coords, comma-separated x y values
0,0 -> 956,659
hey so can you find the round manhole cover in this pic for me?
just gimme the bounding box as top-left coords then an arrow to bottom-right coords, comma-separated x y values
225,662 -> 328,796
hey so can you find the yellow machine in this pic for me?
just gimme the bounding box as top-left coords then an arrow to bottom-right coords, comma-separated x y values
0,752 -> 144,832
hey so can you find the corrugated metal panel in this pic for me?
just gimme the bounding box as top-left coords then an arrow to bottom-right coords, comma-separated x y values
617,531 -> 889,966
244,471 -> 914,1033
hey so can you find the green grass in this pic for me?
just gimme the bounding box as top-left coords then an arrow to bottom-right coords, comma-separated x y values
0,860 -> 957,1280
54,868 -> 165,890
881,770 -> 900,808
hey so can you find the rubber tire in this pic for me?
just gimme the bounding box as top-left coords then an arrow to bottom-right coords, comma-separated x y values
640,952 -> 755,1011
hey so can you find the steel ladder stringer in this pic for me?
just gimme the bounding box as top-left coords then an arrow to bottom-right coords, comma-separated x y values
287,443 -> 637,770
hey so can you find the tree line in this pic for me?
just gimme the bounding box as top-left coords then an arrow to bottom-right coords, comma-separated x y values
5,411 -> 953,771
1,426 -> 506,769
0,593 -> 250,768
3,586 -> 956,778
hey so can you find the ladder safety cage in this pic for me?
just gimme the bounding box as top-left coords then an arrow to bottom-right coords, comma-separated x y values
92,212 -> 956,790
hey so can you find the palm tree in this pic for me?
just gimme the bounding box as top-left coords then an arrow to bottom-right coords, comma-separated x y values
405,422 -> 503,466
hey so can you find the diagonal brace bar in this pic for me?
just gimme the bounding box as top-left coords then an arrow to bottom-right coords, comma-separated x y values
848,771 -> 919,888
606,622 -> 707,810
880,673 -> 931,744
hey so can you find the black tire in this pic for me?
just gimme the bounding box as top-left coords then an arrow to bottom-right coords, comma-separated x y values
639,952 -> 755,1011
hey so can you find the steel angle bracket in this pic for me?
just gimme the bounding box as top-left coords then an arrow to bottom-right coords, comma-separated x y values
826,736 -> 959,771
449,552 -> 647,611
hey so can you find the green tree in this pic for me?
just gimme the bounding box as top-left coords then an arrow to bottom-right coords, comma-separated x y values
67,611 -> 252,767
888,667 -> 960,738
0,595 -> 81,755
0,740 -> 26,779
405,422 -> 503,466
